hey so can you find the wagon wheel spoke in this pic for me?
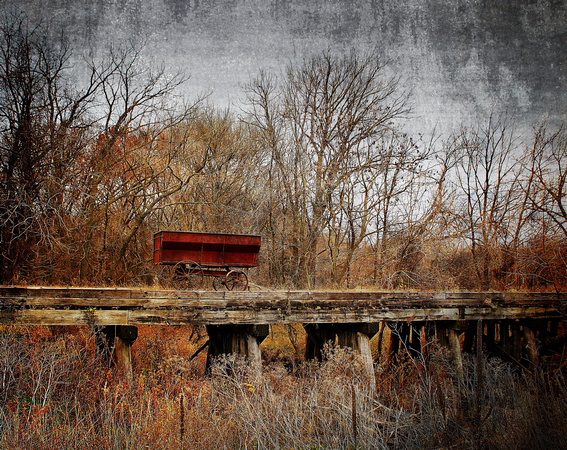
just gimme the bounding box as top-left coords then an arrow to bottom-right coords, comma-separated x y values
158,265 -> 175,289
225,270 -> 248,291
212,276 -> 225,291
171,260 -> 204,290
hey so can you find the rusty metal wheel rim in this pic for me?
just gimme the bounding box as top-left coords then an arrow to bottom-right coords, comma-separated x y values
225,270 -> 248,291
171,260 -> 204,290
212,276 -> 225,291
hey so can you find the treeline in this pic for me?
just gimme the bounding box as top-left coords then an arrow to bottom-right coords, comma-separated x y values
0,14 -> 565,290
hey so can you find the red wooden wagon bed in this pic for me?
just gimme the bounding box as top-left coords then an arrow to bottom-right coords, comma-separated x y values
154,231 -> 261,290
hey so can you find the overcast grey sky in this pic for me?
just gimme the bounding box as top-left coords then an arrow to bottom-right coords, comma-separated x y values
4,0 -> 566,137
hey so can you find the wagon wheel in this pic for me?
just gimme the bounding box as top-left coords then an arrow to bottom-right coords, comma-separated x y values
212,276 -> 226,291
225,270 -> 248,291
157,264 -> 175,288
171,260 -> 204,290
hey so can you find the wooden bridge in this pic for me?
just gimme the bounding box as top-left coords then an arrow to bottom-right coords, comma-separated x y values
1,286 -> 563,325
1,286 -> 565,383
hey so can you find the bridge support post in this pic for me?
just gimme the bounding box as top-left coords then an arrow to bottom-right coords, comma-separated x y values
304,324 -> 337,361
523,323 -> 539,370
205,325 -> 269,374
336,323 -> 379,390
385,323 -> 400,367
495,320 -> 524,364
463,320 -> 476,353
424,322 -> 436,358
446,321 -> 467,412
303,323 -> 379,389
448,327 -> 464,384
436,322 -> 449,348
541,319 -> 564,356
387,322 -> 420,366
511,322 -> 523,362
485,321 -> 496,353
115,326 -> 138,380
500,321 -> 512,359
95,325 -> 138,380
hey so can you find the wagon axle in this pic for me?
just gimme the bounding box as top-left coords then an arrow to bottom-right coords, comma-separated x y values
171,261 -> 249,291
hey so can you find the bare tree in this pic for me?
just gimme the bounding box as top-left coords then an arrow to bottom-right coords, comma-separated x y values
156,107 -> 264,234
513,124 -> 567,289
245,50 -> 409,288
326,132 -> 429,287
449,115 -> 521,289
0,12 -> 209,285
72,46 -> 205,283
243,71 -> 291,286
525,125 -> 567,237
0,13 -> 98,283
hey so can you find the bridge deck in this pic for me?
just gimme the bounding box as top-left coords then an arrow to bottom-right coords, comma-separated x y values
0,286 -> 564,326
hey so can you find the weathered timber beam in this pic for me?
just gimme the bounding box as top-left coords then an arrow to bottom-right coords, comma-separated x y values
0,287 -> 564,326
0,305 -> 562,326
0,287 -> 564,307
5,297 -> 563,310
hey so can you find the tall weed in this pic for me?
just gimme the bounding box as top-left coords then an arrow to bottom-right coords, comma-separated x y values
0,326 -> 566,449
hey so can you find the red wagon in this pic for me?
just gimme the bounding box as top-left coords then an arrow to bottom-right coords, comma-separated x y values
154,231 -> 261,290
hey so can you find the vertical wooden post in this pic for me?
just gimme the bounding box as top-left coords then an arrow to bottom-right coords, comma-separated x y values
448,327 -> 465,412
485,322 -> 495,354
523,324 -> 539,370
205,325 -> 269,375
303,323 -> 379,390
500,322 -> 511,358
511,322 -> 522,362
436,322 -> 449,348
115,335 -> 133,379
463,320 -> 476,353
474,320 -> 484,430
115,326 -> 138,380
303,324 -> 337,361
386,322 -> 401,367
336,323 -> 379,391
96,325 -> 138,380
447,321 -> 469,412
242,333 -> 262,373
375,322 -> 385,358
409,323 -> 423,357
448,328 -> 464,384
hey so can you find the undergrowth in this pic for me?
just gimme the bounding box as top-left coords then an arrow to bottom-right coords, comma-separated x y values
0,325 -> 566,449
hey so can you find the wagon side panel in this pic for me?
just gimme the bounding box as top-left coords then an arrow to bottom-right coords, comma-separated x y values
154,231 -> 261,268
156,232 -> 207,265
214,234 -> 261,268
153,232 -> 164,265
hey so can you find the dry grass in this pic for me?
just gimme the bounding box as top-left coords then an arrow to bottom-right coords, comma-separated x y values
0,325 -> 566,449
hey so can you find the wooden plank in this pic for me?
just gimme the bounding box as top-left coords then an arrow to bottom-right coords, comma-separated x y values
0,288 -> 564,309
0,304 -> 562,326
0,287 -> 535,300
0,286 -> 564,327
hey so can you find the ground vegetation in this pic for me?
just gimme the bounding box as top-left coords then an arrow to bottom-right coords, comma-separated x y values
0,324 -> 566,449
